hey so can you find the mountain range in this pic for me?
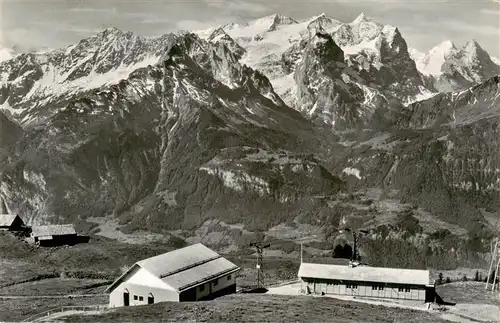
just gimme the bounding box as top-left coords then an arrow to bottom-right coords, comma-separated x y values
0,13 -> 499,268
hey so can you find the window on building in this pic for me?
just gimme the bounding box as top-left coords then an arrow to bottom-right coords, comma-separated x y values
199,284 -> 205,292
214,279 -> 219,286
133,295 -> 138,300
372,286 -> 378,290
346,284 -> 351,288
139,296 -> 143,301
405,287 -> 411,292
227,275 -> 231,280
379,285 -> 384,291
398,287 -> 404,292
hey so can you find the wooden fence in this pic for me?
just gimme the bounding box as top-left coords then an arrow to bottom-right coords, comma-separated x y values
22,304 -> 108,322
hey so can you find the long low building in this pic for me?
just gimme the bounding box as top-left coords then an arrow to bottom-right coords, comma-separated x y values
298,262 -> 435,302
106,243 -> 241,307
30,224 -> 77,246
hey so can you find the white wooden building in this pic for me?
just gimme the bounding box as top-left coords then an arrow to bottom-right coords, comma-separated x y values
106,243 -> 241,307
298,262 -> 434,302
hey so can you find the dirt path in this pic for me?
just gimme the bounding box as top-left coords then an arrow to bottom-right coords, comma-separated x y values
440,313 -> 479,323
33,310 -> 107,322
0,294 -> 102,299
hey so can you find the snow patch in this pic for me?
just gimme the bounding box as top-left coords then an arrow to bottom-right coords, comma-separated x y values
492,56 -> 500,66
200,167 -> 270,195
0,47 -> 15,63
403,86 -> 438,106
342,167 -> 362,179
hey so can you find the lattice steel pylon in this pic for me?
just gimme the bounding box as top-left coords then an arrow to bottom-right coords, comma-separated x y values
249,242 -> 270,289
486,238 -> 500,292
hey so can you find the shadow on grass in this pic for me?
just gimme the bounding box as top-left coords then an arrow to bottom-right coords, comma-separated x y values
435,292 -> 456,306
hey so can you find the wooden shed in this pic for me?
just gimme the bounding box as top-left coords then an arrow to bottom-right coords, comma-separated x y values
106,243 -> 241,308
30,224 -> 77,246
298,262 -> 433,302
0,214 -> 25,231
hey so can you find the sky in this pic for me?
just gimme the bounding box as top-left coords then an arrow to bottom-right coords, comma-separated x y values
0,0 -> 499,58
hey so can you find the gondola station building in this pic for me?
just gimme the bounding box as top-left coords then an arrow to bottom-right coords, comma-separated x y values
298,262 -> 435,302
106,243 -> 240,307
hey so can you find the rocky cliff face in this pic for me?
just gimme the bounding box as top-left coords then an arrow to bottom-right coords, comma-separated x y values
0,31 -> 343,231
292,28 -> 378,129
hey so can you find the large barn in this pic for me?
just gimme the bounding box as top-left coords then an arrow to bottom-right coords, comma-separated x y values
106,243 -> 241,307
0,214 -> 25,231
298,262 -> 435,302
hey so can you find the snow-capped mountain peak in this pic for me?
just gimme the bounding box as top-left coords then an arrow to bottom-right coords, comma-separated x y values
463,39 -> 480,51
269,13 -> 298,30
306,13 -> 341,30
346,12 -> 385,44
230,13 -> 298,34
460,39 -> 490,64
415,40 -> 457,76
0,46 -> 16,63
353,12 -> 368,23
412,38 -> 500,91
208,27 -> 230,42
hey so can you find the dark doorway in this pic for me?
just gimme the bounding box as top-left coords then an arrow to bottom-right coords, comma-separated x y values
148,293 -> 154,304
123,292 -> 130,306
333,244 -> 353,259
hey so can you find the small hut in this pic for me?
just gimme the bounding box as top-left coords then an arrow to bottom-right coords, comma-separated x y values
30,224 -> 78,246
0,214 -> 25,231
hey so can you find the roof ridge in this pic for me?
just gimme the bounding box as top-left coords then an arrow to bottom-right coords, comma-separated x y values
176,264 -> 240,292
157,254 -> 222,279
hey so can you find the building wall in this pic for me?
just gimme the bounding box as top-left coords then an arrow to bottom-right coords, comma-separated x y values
109,270 -> 238,306
184,273 -> 237,301
109,267 -> 178,308
34,234 -> 78,246
300,278 -> 426,301
109,282 -> 179,307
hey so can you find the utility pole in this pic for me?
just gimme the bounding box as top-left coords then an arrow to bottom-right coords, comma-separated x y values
300,242 -> 303,263
351,231 -> 358,262
340,228 -> 369,264
486,238 -> 500,292
249,242 -> 270,289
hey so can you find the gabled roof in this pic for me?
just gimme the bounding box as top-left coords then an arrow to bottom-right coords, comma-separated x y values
298,263 -> 430,286
162,256 -> 239,292
31,224 -> 76,237
137,243 -> 221,277
105,243 -> 240,293
0,214 -> 22,227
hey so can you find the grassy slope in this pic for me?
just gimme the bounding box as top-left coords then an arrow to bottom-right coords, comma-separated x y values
0,278 -> 109,296
436,282 -> 500,306
0,232 -> 178,287
58,294 -> 449,323
0,295 -> 108,322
